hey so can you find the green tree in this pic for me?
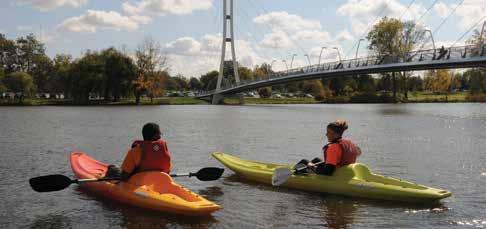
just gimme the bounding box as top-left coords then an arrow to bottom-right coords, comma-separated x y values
16,34 -> 46,74
0,68 -> 6,92
102,48 -> 137,101
68,50 -> 105,103
2,71 -> 35,103
48,54 -> 72,95
200,70 -> 219,90
30,55 -> 53,92
367,18 -> 425,100
468,68 -> 486,94
355,74 -> 376,92
407,76 -> 423,91
173,75 -> 189,91
189,77 -> 202,91
0,34 -> 18,73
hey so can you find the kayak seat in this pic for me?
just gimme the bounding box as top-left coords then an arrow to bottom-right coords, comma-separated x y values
128,172 -> 201,202
349,163 -> 372,180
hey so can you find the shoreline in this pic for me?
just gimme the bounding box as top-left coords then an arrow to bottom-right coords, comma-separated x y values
1,94 -> 484,106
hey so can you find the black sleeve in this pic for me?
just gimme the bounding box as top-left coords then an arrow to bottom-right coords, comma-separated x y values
315,163 -> 336,176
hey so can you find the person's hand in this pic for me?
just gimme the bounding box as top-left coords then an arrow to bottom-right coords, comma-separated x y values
307,162 -> 316,168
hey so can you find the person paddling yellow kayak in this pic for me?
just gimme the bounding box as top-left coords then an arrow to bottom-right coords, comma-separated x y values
295,119 -> 361,176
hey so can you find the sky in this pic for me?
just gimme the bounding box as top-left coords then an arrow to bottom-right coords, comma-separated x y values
1,0 -> 485,78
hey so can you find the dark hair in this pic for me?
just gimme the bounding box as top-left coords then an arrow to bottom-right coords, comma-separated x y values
327,120 -> 348,136
142,123 -> 161,141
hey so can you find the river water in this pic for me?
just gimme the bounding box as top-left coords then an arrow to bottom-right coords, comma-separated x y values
0,104 -> 485,228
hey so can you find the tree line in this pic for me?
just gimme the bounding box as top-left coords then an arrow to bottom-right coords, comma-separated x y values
1,17 -> 485,104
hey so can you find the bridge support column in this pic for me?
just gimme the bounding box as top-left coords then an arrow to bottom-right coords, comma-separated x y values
211,94 -> 224,105
212,0 -> 241,105
211,93 -> 244,105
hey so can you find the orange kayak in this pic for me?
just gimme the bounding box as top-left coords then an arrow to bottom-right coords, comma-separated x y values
70,152 -> 221,216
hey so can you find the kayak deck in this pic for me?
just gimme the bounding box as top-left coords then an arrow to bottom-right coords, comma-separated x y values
70,152 -> 221,216
212,152 -> 451,203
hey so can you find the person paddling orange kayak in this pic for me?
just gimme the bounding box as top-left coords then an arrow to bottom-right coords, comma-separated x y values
114,122 -> 172,180
295,119 -> 361,176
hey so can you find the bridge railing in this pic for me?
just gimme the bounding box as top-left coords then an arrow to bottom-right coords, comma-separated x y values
198,44 -> 485,96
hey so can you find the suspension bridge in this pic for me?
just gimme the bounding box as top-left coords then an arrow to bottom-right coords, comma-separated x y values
197,0 -> 486,104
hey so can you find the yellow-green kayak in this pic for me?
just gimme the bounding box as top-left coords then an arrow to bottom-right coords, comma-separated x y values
212,152 -> 451,203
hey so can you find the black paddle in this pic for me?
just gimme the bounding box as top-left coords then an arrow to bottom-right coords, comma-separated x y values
29,167 -> 225,193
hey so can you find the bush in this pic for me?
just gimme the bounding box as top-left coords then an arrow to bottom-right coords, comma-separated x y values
320,96 -> 350,103
350,92 -> 382,103
466,93 -> 486,102
257,87 -> 272,98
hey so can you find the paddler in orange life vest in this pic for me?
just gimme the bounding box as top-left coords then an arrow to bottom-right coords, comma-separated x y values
119,122 -> 172,180
295,120 -> 361,176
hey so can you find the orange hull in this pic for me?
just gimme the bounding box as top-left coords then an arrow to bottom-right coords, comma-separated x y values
70,152 -> 221,216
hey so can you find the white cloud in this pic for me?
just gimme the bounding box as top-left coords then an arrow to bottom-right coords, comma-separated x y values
336,30 -> 354,43
165,37 -> 201,55
434,2 -> 451,18
254,11 -> 335,50
163,34 -> 264,77
260,30 -> 294,49
57,10 -> 149,33
253,11 -> 321,32
452,0 -> 486,30
122,0 -> 213,16
16,0 -> 88,11
337,0 -> 425,34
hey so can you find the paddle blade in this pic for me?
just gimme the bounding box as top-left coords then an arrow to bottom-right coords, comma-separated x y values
29,174 -> 74,192
193,167 -> 224,181
272,167 -> 293,186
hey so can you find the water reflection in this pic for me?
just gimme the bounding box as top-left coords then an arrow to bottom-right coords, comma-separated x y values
376,105 -> 412,116
72,186 -> 218,229
321,198 -> 357,229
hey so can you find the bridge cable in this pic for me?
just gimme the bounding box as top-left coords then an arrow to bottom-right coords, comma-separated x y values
344,0 -> 393,59
237,6 -> 287,63
449,16 -> 486,48
399,0 -> 417,20
414,0 -> 466,52
247,0 -> 307,56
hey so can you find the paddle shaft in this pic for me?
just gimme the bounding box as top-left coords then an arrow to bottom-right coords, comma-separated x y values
77,173 -> 195,183
294,160 -> 325,172
77,177 -> 121,183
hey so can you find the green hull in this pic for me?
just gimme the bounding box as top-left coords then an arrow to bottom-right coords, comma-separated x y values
212,152 -> 451,203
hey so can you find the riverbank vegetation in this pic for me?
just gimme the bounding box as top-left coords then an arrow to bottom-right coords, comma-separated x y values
1,16 -> 485,106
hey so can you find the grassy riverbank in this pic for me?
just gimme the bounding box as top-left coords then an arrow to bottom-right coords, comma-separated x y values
1,92 -> 484,106
0,97 -> 209,106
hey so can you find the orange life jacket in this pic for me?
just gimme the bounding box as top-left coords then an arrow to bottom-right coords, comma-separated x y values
323,138 -> 359,167
132,140 -> 171,173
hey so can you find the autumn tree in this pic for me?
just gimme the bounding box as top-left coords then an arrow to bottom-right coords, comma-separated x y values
424,69 -> 452,94
134,36 -> 169,104
302,80 -> 326,100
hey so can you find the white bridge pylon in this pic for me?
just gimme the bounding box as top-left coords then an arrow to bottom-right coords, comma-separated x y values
212,0 -> 242,104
